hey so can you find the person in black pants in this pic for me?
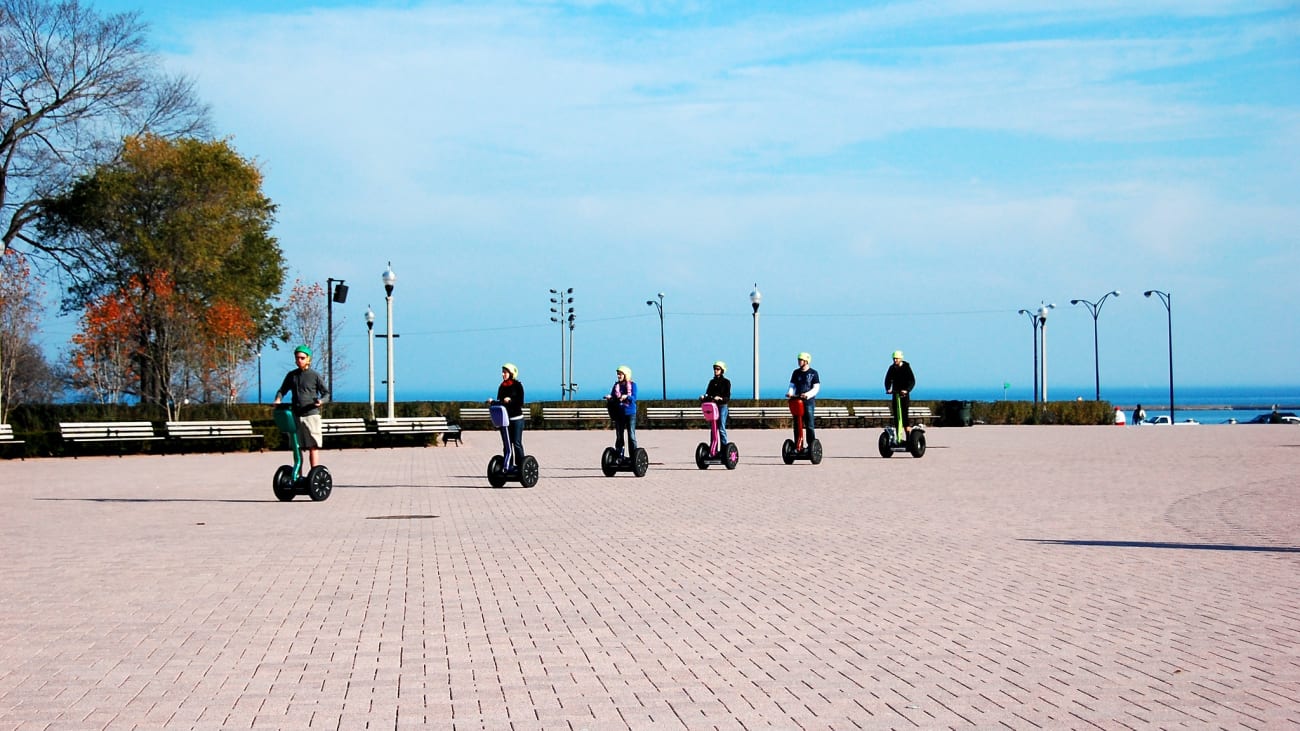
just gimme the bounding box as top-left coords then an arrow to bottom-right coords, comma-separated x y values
885,350 -> 916,436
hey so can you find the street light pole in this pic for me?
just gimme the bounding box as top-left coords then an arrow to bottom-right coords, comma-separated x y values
365,306 -> 375,420
550,288 -> 573,401
750,285 -> 761,401
1017,308 -> 1042,407
325,277 -> 348,405
1038,303 -> 1055,404
1145,290 -> 1174,423
646,293 -> 665,400
382,263 -> 396,421
1070,290 -> 1120,401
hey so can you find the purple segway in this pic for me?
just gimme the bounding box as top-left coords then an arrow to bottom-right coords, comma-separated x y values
695,401 -> 739,469
487,404 -> 539,487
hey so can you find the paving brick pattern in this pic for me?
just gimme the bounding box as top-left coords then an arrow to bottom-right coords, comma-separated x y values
1,425 -> 1298,729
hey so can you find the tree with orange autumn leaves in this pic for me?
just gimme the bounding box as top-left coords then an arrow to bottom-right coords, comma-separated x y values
42,135 -> 284,413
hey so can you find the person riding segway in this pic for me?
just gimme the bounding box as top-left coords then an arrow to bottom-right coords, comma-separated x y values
602,365 -> 648,477
271,345 -> 333,501
486,362 -> 539,487
782,352 -> 823,464
880,350 -> 925,458
696,361 -> 739,469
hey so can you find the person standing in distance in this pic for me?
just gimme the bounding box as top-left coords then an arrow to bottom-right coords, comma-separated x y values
885,350 -> 916,435
786,352 -> 820,447
273,345 -> 330,471
702,361 -> 732,444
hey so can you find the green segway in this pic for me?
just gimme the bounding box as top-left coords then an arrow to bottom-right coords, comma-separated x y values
272,403 -> 333,501
878,392 -> 925,458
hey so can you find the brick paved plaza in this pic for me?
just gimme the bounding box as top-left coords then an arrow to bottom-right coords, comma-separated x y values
1,425 -> 1297,729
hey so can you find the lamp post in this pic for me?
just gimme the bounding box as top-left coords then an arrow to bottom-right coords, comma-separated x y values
365,306 -> 375,420
1144,290 -> 1174,423
646,293 -> 665,400
325,277 -> 348,403
1017,308 -> 1042,407
382,263 -> 396,421
750,285 -> 761,400
256,350 -> 262,404
1070,290 -> 1120,401
567,307 -> 577,399
1037,303 -> 1055,403
550,288 -> 573,401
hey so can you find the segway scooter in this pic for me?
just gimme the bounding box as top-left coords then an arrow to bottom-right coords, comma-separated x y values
695,400 -> 739,469
272,403 -> 333,501
487,404 -> 539,487
781,397 -> 823,464
601,400 -> 649,477
878,392 -> 925,458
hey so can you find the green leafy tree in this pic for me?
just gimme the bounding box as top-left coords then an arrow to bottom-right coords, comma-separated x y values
41,134 -> 284,409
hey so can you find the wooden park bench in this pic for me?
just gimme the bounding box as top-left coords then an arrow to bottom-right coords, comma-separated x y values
855,404 -> 937,426
541,406 -> 612,426
458,408 -> 492,422
59,421 -> 161,456
0,423 -> 25,459
321,418 -> 373,437
164,420 -> 262,444
374,416 -> 461,445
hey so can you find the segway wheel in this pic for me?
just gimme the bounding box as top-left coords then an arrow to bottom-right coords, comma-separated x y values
632,448 -> 649,477
781,439 -> 796,465
601,447 -> 618,477
695,443 -> 709,470
809,439 -> 823,465
878,431 -> 894,458
907,429 -> 926,458
519,455 -> 540,488
306,466 -> 333,501
487,455 -> 507,487
273,465 -> 296,501
724,442 -> 739,470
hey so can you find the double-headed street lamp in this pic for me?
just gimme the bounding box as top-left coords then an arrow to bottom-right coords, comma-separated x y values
1013,300 -> 1055,403
646,293 -> 665,400
1145,290 -> 1174,423
750,285 -> 761,400
365,306 -> 376,420
1070,290 -> 1120,401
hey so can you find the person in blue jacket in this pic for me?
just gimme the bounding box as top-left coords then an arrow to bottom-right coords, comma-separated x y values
604,365 -> 638,456
786,352 -> 820,447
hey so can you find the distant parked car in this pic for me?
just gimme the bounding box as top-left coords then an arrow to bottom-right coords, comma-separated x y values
1144,415 -> 1199,425
1242,412 -> 1298,424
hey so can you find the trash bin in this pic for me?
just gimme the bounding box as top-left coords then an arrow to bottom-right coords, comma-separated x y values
958,400 -> 972,427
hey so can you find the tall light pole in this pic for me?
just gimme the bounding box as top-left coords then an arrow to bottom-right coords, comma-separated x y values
1038,303 -> 1055,403
365,306 -> 375,420
550,288 -> 573,401
1145,290 -> 1174,423
382,263 -> 396,421
567,306 -> 577,399
256,350 -> 262,404
1070,290 -> 1120,401
750,285 -> 761,400
325,277 -> 348,404
646,293 -> 665,400
1017,308 -> 1042,407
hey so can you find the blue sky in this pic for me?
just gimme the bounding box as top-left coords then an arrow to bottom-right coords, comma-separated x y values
57,0 -> 1300,402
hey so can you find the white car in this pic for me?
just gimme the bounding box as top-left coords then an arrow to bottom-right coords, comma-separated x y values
1144,415 -> 1199,425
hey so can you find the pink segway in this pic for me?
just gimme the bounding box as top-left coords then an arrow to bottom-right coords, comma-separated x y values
695,401 -> 739,469
781,397 -> 822,465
